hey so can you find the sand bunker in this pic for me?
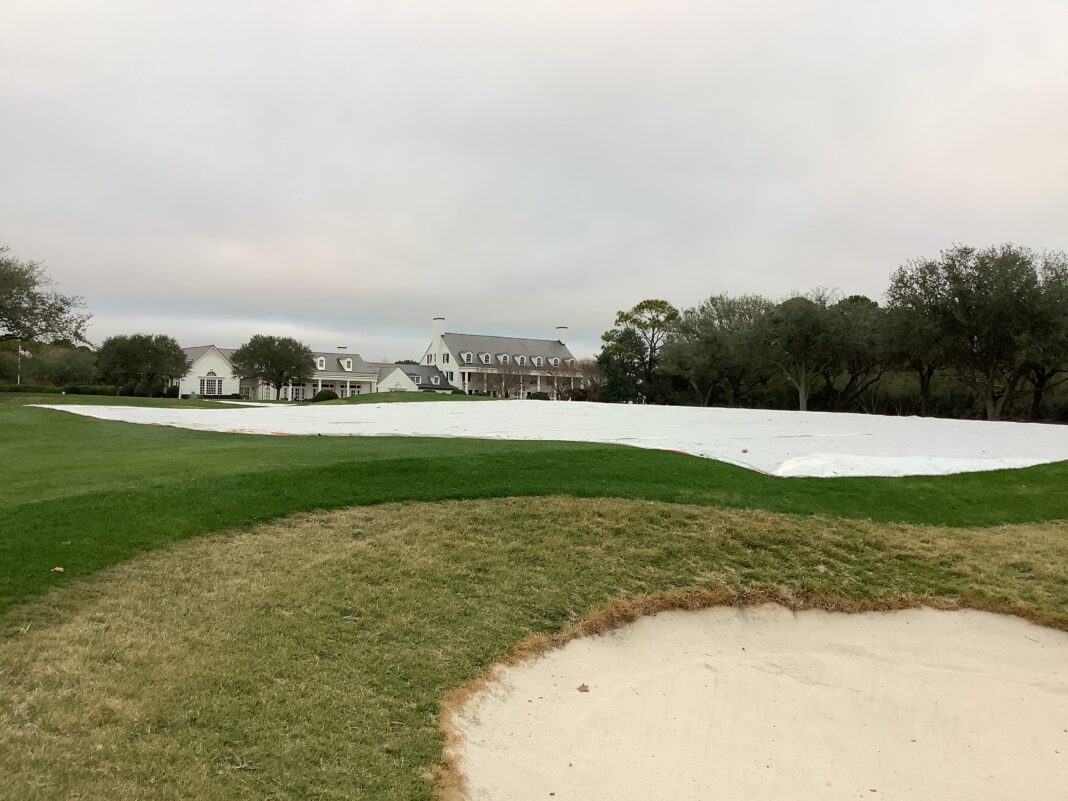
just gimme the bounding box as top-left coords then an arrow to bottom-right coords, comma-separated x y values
449,605 -> 1068,800
34,401 -> 1068,477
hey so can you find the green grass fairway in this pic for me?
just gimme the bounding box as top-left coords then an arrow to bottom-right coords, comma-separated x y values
2,392 -> 1067,613
1,391 -> 1067,799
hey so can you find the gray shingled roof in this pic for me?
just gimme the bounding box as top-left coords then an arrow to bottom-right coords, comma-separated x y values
185,346 -> 373,376
183,345 -> 236,363
311,351 -> 373,374
441,333 -> 574,362
371,362 -> 453,388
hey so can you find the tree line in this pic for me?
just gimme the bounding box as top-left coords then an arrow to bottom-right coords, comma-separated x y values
1,243 -> 334,397
597,244 -> 1068,421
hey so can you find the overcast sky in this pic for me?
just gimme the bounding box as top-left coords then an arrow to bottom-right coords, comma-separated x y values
2,2 -> 1066,359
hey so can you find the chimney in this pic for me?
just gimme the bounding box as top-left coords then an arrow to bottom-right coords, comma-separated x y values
555,325 -> 568,345
432,317 -> 445,341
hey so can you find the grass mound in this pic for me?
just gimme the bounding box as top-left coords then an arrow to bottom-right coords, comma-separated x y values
2,497 -> 1065,800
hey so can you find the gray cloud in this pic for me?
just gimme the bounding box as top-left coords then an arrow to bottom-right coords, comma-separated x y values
2,1 -> 1066,359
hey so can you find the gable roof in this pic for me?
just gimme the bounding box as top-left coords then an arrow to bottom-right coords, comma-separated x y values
440,333 -> 574,361
371,362 -> 453,388
183,345 -> 236,364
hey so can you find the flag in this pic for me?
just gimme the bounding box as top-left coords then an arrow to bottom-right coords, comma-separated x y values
18,346 -> 32,359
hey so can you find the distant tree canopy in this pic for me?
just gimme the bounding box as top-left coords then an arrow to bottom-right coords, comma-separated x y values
599,243 -> 1068,421
661,294 -> 773,407
96,334 -> 188,396
0,244 -> 90,344
230,335 -> 315,399
888,244 -> 1066,420
599,299 -> 680,403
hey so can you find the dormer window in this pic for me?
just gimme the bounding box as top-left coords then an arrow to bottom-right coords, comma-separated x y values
480,353 -> 491,364
566,358 -> 575,367
413,375 -> 422,384
316,357 -> 326,370
343,358 -> 352,371
463,352 -> 473,364
515,355 -> 526,366
549,357 -> 560,367
532,356 -> 543,367
431,376 -> 440,385
498,354 -> 509,364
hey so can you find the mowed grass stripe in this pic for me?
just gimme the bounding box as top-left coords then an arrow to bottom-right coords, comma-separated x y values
3,396 -> 1068,613
5,445 -> 1068,613
2,498 -> 1066,801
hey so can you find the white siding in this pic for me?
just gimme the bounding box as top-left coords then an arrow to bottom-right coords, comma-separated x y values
178,349 -> 241,397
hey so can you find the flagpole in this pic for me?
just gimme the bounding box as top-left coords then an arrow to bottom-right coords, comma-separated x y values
16,340 -> 21,386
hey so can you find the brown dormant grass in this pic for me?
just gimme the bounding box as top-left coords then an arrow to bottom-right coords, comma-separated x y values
1,497 -> 1065,800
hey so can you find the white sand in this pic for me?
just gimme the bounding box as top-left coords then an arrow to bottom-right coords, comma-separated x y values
35,401 -> 1068,477
451,606 -> 1068,801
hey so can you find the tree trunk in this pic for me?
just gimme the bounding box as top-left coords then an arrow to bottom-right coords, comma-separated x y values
1027,368 -> 1057,420
917,366 -> 934,417
797,374 -> 809,412
1030,383 -> 1045,420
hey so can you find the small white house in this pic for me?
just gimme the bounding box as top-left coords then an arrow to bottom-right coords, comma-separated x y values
373,363 -> 454,393
178,346 -> 246,398
178,346 -> 382,400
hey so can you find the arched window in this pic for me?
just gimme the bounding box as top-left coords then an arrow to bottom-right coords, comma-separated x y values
532,356 -> 543,367
515,355 -> 526,366
199,371 -> 221,396
498,354 -> 509,364
549,357 -> 560,367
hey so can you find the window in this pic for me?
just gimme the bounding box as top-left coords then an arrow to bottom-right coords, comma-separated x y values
515,355 -> 526,366
426,354 -> 435,364
480,353 -> 491,364
413,375 -> 422,384
549,357 -> 560,367
343,359 -> 352,371
316,357 -> 326,370
463,352 -> 473,364
446,371 -> 454,381
498,354 -> 509,364
199,373 -> 222,396
431,376 -> 440,385
442,353 -> 450,364
532,356 -> 543,367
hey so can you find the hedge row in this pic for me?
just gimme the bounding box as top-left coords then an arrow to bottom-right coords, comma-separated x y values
0,384 -> 119,395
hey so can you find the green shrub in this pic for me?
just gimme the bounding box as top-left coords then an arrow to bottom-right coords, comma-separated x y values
163,386 -> 179,398
0,384 -> 60,393
65,385 -> 118,396
312,389 -> 339,403
527,391 -> 551,400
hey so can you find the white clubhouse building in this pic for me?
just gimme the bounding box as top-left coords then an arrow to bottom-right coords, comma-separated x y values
420,318 -> 582,398
178,319 -> 582,400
